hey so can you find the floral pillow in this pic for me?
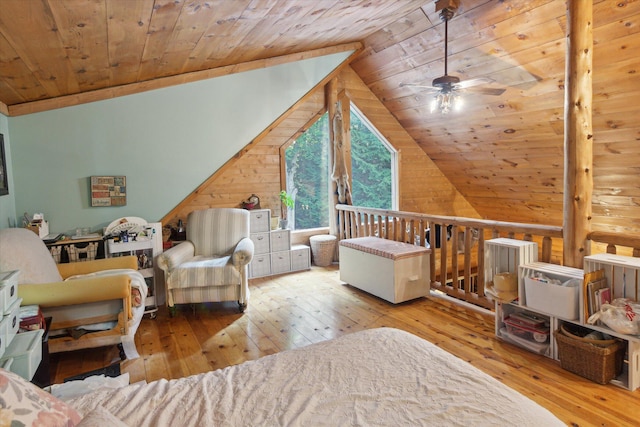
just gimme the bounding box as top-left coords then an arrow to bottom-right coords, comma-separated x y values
0,368 -> 82,427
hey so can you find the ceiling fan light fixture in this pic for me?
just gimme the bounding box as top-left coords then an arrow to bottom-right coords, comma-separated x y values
431,91 -> 463,115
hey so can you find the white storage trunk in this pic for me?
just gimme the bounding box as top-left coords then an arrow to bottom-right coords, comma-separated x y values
339,237 -> 430,304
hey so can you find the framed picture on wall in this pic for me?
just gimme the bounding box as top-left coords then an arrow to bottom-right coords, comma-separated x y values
0,134 -> 8,196
90,175 -> 126,207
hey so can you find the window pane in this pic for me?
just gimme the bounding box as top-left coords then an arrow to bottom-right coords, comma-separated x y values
285,113 -> 330,230
350,108 -> 392,209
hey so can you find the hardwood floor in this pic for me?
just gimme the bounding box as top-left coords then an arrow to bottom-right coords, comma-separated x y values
50,266 -> 640,426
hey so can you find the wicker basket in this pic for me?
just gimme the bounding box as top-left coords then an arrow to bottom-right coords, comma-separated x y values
554,328 -> 625,384
309,235 -> 336,267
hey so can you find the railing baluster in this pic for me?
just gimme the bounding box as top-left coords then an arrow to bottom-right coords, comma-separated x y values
542,236 -> 552,263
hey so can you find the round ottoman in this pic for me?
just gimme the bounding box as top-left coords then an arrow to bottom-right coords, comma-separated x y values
309,235 -> 337,266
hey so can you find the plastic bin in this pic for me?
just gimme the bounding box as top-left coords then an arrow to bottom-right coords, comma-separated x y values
0,329 -> 44,381
524,276 -> 579,319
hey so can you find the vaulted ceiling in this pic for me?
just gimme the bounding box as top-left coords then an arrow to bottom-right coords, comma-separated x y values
1,0 -> 639,231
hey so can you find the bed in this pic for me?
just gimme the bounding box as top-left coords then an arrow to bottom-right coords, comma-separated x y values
53,328 -> 564,426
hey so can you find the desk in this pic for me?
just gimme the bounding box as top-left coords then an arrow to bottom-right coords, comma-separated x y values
45,236 -> 105,263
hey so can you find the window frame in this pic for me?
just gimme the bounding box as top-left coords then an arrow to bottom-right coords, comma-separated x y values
282,102 -> 400,231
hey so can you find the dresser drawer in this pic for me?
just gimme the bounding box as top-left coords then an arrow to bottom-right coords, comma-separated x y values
0,329 -> 44,381
0,270 -> 19,315
291,245 -> 311,271
0,298 -> 23,364
250,209 -> 271,233
270,229 -> 290,252
271,251 -> 291,275
250,232 -> 270,255
250,254 -> 272,278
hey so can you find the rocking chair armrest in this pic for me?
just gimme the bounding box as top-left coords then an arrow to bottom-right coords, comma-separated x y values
18,275 -> 131,308
232,237 -> 254,267
57,255 -> 138,279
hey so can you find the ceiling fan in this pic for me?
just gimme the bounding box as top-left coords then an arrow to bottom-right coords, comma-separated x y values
400,0 -> 505,114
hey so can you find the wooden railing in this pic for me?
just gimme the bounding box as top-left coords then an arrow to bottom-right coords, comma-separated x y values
336,205 -> 563,310
588,231 -> 640,257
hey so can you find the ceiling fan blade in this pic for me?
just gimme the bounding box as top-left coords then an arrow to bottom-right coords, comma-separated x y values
456,77 -> 494,89
465,86 -> 506,96
400,82 -> 439,92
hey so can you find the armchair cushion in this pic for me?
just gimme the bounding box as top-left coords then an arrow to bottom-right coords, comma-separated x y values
169,255 -> 241,289
0,228 -> 62,283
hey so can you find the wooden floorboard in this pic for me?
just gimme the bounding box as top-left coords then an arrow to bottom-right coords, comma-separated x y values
49,265 -> 640,426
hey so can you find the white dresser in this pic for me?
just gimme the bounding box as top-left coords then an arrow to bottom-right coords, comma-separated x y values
0,270 -> 44,381
248,209 -> 310,278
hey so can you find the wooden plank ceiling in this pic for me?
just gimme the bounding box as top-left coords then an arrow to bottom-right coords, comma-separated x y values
1,0 -> 639,232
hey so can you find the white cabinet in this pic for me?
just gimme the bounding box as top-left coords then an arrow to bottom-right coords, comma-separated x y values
248,210 -> 310,278
106,222 -> 162,318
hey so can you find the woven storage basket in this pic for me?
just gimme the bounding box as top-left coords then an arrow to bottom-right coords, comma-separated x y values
554,328 -> 625,384
309,235 -> 336,267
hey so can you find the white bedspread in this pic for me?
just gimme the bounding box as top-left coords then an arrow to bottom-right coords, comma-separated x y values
68,328 -> 563,426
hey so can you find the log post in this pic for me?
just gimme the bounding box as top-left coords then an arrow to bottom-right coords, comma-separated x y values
327,78 -> 338,236
563,0 -> 593,268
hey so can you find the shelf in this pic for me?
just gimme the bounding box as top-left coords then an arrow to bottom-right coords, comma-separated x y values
486,240 -> 640,391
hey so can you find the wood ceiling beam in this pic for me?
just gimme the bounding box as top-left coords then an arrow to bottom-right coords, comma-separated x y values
6,42 -> 362,117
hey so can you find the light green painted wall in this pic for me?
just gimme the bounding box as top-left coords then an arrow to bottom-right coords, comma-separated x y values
0,113 -> 16,228
6,52 -> 351,234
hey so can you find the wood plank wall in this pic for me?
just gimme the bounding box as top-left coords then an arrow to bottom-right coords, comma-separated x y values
161,66 -> 479,230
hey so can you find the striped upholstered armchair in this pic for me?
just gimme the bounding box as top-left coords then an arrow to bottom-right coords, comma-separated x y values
158,208 -> 254,314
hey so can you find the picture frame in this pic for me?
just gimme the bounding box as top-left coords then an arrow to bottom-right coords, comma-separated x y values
0,134 -> 8,196
90,175 -> 127,207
